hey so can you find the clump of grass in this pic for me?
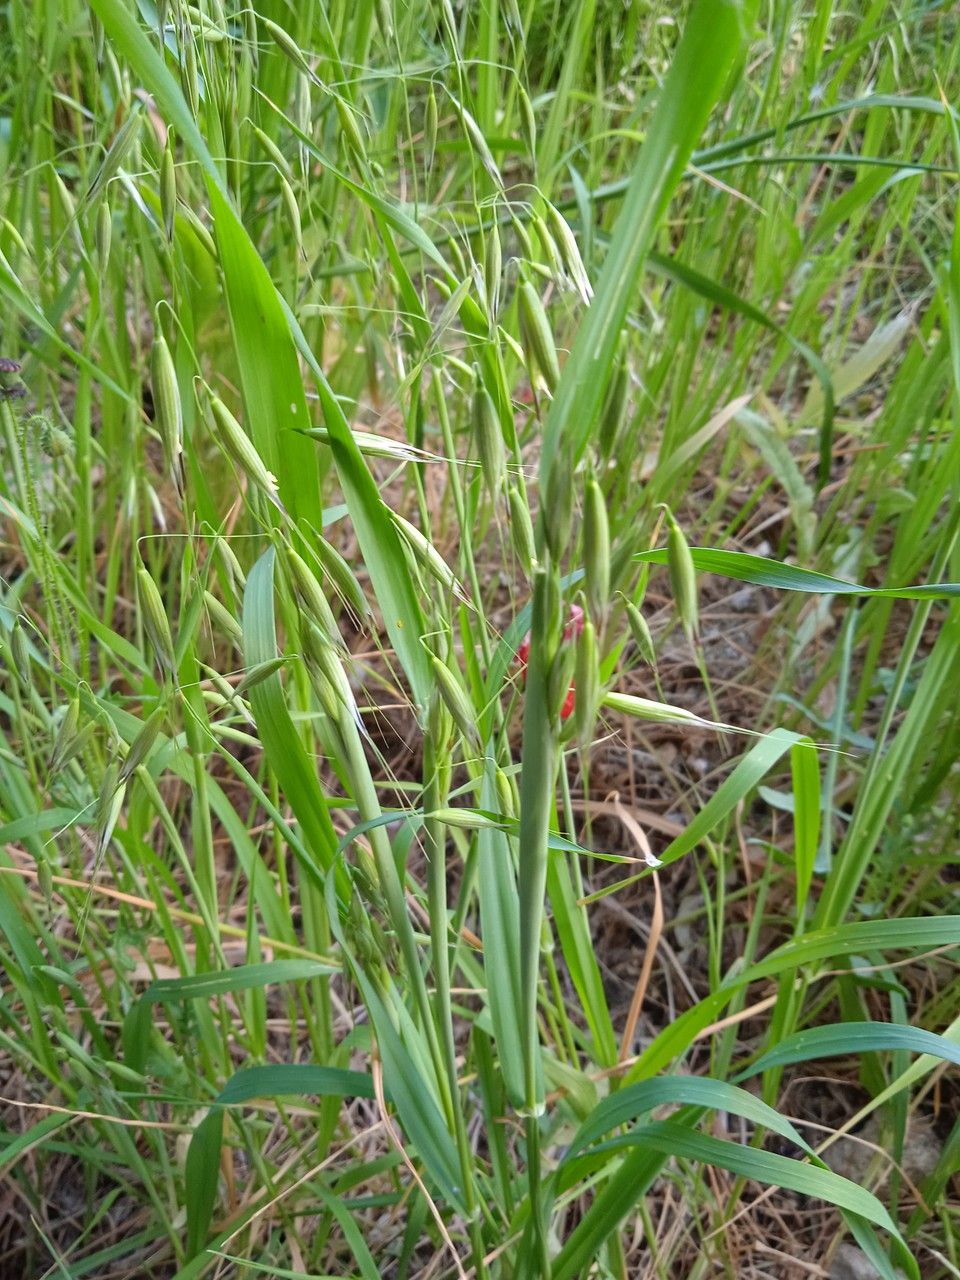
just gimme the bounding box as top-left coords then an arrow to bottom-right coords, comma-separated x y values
1,1 -> 959,1277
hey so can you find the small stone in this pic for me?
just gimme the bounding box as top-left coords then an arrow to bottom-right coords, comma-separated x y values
830,1243 -> 905,1280
728,587 -> 755,612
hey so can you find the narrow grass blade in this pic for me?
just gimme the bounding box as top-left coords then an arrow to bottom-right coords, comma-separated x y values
243,549 -> 338,877
539,0 -> 756,480
636,547 -> 960,598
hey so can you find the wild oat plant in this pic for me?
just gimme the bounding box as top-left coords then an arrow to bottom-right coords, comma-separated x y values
0,1 -> 959,1277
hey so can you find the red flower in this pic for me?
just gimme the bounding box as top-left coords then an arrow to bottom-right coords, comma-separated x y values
514,604 -> 584,718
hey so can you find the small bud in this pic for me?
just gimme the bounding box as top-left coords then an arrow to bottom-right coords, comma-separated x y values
203,590 -> 243,646
545,200 -> 592,304
625,601 -> 657,667
484,221 -> 502,317
495,766 -> 515,819
96,762 -> 126,857
532,214 -> 562,281
517,280 -> 560,394
392,512 -> 465,600
315,538 -> 369,621
37,855 -> 54,905
8,621 -> 31,685
178,204 -> 217,260
118,705 -> 166,783
427,684 -> 453,748
547,634 -> 576,722
301,621 -> 363,735
137,564 -> 176,677
663,508 -> 699,644
582,474 -> 610,619
207,391 -> 281,506
50,697 -> 80,774
517,86 -> 536,157
279,174 -> 302,258
216,539 -> 246,594
430,655 -> 481,750
574,615 -> 600,741
51,168 -> 78,232
452,94 -> 502,188
150,330 -> 183,492
261,16 -> 312,77
95,201 -> 112,270
473,378 -> 504,501
287,548 -> 339,635
234,656 -> 290,698
508,484 -> 536,576
251,123 -> 292,180
431,807 -> 500,831
336,97 -> 367,161
161,131 -> 176,240
425,84 -> 438,171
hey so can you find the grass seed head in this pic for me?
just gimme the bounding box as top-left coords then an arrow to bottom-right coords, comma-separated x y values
663,507 -> 699,643
161,131 -> 176,240
574,613 -> 600,741
583,473 -> 610,619
137,565 -> 176,677
626,601 -> 657,667
207,391 -> 280,503
430,655 -> 481,749
150,330 -> 183,491
518,279 -> 560,393
474,378 -> 505,501
508,483 -> 536,576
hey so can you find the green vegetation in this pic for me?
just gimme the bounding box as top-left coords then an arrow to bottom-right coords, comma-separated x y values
1,0 -> 959,1276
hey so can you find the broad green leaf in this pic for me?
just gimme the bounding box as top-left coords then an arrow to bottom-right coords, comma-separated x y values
205,182 -> 322,525
583,729 -> 807,904
214,1064 -> 376,1107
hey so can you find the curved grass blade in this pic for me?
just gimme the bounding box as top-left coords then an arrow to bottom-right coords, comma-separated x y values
213,1064 -> 376,1107
582,728 -> 809,905
627,916 -> 960,1082
646,250 -> 835,488
608,1120 -> 900,1231
563,1076 -> 813,1167
737,1022 -> 960,1081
